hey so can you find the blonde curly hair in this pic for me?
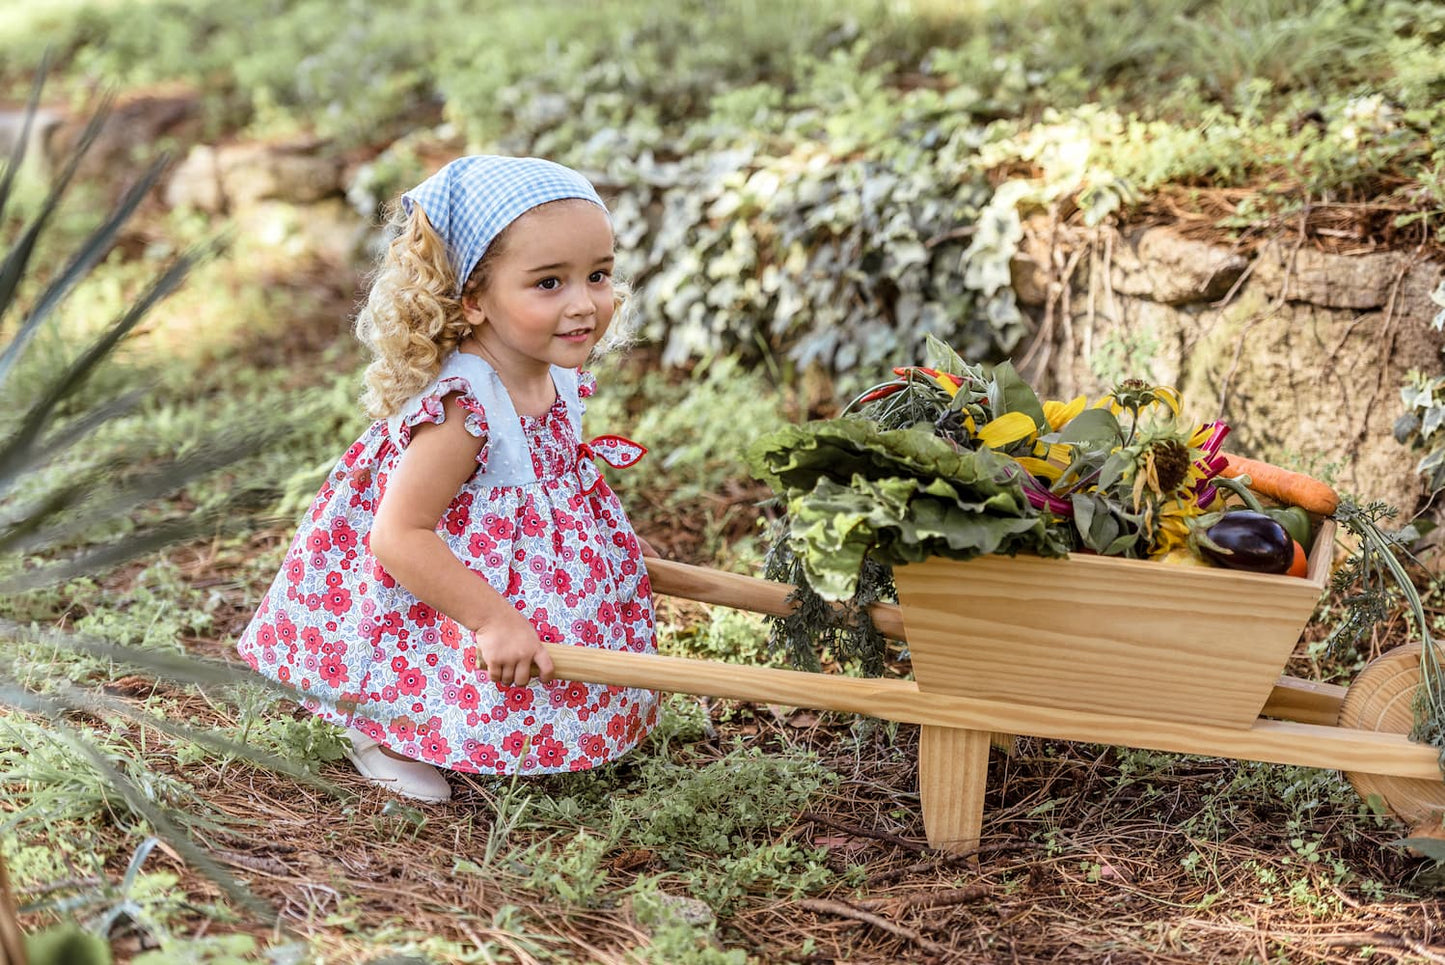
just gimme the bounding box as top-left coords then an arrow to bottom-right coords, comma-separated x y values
354,200 -> 637,420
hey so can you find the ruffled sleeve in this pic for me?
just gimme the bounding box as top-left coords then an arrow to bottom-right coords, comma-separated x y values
393,375 -> 490,468
577,369 -> 596,416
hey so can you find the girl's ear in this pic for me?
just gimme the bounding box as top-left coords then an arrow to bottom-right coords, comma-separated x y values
460,292 -> 486,325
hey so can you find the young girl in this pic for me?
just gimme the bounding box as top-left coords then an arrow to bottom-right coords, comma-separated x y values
237,155 -> 660,802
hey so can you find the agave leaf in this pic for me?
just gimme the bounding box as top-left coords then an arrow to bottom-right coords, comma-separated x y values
0,395 -> 142,528
2,619 -> 410,729
0,51 -> 48,230
0,512 -> 235,594
0,472 -> 97,551
28,674 -> 338,792
0,429 -> 271,563
0,69 -> 307,934
0,242 -> 218,491
0,620 -> 284,696
0,151 -> 167,388
0,90 -> 116,336
0,684 -> 276,924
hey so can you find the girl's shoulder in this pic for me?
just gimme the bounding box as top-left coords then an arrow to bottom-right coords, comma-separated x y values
385,351 -> 496,449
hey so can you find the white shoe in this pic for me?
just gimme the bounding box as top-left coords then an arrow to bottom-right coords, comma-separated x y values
344,728 -> 452,803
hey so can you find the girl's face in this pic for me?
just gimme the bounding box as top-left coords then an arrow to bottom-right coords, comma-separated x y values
463,200 -> 616,380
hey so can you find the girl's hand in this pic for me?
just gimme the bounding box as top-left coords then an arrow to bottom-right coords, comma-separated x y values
474,605 -> 555,689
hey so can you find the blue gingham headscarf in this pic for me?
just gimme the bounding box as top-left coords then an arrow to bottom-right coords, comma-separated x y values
401,155 -> 608,296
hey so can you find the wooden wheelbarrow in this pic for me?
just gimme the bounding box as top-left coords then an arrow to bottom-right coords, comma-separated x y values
542,518 -> 1445,853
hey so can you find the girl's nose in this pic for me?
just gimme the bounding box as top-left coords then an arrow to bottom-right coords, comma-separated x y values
565,288 -> 597,318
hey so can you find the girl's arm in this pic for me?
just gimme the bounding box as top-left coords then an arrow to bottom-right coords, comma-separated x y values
369,394 -> 553,688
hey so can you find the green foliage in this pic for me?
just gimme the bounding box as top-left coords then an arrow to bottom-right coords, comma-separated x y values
25,923 -> 111,965
219,706 -> 349,775
525,739 -> 838,914
591,46 -> 1015,373
19,0 -> 1445,379
132,933 -> 265,965
8,4 -> 1445,957
589,355 -> 791,506
0,64 -> 349,942
1395,365 -> 1445,493
1328,500 -> 1445,765
0,717 -> 199,830
627,880 -> 749,964
662,607 -> 778,668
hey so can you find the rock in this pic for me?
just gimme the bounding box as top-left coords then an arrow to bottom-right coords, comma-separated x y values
0,106 -> 63,178
1009,215 -> 1058,308
1252,240 -> 1411,309
163,144 -> 224,212
652,893 -> 715,927
1026,226 -> 1445,512
1109,227 -> 1249,305
1009,250 -> 1051,307
216,139 -> 344,208
47,91 -> 202,182
231,198 -> 370,267
1011,223 -> 1249,309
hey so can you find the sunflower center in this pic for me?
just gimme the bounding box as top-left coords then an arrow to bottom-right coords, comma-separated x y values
1149,439 -> 1191,493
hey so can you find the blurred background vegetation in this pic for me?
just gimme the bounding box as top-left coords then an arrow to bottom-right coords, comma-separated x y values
7,0 -> 1445,377
3,1 -> 1445,961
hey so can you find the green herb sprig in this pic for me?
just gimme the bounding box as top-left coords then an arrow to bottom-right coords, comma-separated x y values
1329,498 -> 1445,766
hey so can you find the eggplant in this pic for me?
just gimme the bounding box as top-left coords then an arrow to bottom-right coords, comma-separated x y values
1199,511 -> 1294,574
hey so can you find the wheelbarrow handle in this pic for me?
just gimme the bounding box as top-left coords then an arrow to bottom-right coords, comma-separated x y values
644,557 -> 907,641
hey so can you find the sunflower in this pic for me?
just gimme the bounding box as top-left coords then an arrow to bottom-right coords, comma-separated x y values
1042,395 -> 1087,431
1110,379 -> 1181,417
1117,414 -> 1227,506
975,411 -> 1037,449
1145,495 -> 1207,558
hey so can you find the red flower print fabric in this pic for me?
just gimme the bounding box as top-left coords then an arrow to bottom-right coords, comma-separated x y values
236,357 -> 658,775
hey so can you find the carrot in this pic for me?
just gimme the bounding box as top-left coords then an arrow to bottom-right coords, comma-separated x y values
1219,452 -> 1339,516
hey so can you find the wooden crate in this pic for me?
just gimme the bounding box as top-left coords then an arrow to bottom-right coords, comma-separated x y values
892,520 -> 1336,730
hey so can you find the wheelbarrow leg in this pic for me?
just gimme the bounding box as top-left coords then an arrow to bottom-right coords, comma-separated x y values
918,725 -> 991,854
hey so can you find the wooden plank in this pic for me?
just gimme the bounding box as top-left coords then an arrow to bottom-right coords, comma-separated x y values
1261,676 -> 1346,726
892,525 -> 1332,729
919,726 -> 990,853
543,644 -> 1441,780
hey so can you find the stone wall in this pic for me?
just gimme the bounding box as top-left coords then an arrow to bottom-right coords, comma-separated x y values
1011,219 -> 1445,512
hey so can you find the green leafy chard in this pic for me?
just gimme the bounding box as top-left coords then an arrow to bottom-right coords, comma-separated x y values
747,419 -> 1061,601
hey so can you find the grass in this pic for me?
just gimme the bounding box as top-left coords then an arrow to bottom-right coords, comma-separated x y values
3,2 -> 1445,960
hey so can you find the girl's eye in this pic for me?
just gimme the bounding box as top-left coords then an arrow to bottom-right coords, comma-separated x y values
536,277 -> 561,291
588,270 -> 610,284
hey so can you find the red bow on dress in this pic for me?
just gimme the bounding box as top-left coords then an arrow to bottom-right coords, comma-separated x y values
576,435 -> 647,494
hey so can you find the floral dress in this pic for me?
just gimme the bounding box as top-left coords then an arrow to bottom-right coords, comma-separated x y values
236,352 -> 658,774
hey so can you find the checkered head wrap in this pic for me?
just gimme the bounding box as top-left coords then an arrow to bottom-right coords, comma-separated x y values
401,155 -> 607,296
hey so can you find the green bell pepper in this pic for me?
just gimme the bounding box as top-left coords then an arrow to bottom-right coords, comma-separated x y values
1265,505 -> 1312,551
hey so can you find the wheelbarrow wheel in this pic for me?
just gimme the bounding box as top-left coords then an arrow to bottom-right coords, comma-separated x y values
1338,643 -> 1445,831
